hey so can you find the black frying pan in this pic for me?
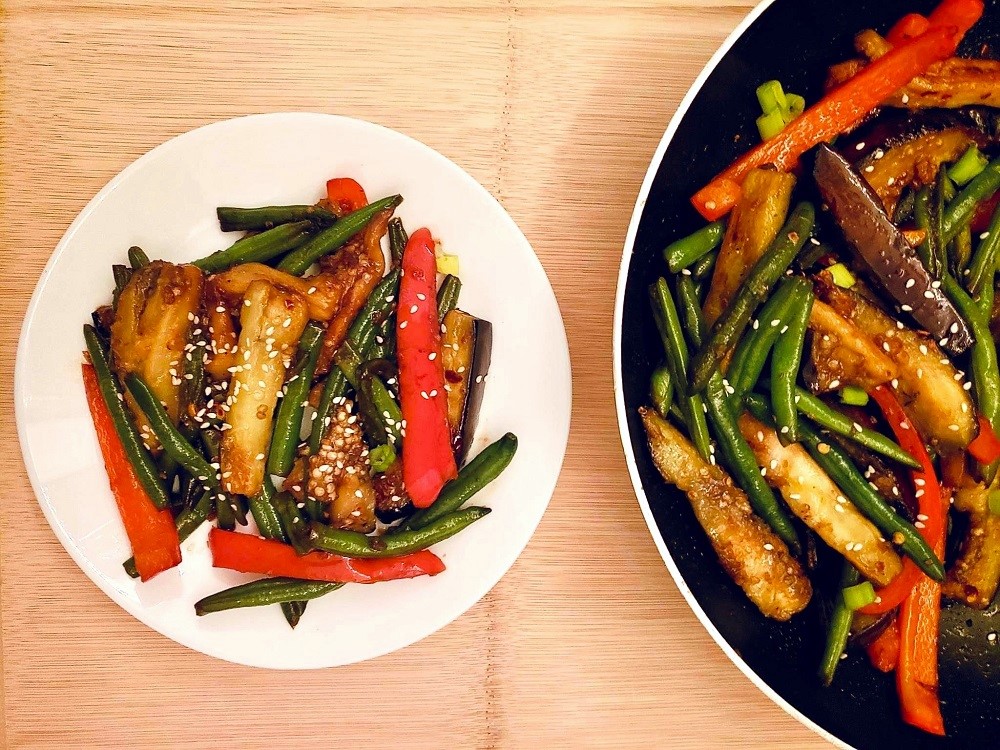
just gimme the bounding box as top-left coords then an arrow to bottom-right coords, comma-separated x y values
616,1 -> 1000,747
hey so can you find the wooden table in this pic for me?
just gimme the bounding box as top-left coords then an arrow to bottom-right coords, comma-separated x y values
1,1 -> 831,747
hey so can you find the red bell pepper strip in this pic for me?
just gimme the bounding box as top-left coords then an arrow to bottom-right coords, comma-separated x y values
867,617 -> 901,673
927,0 -> 984,39
396,228 -> 458,507
859,385 -> 945,615
208,528 -> 445,583
887,13 -> 931,46
691,24 -> 963,220
82,363 -> 181,581
326,177 -> 368,216
864,385 -> 946,735
968,415 -> 1000,465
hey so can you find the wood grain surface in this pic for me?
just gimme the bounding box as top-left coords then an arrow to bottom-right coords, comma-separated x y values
1,1 -> 832,747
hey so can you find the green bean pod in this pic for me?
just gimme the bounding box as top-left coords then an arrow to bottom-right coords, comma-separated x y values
277,195 -> 402,275
310,507 -> 490,558
649,278 -> 712,461
193,220 -> 314,273
437,275 -> 462,322
128,246 -> 150,269
790,388 -> 919,469
83,326 -> 170,510
216,204 -> 337,233
650,366 -> 674,420
727,277 -> 806,397
195,578 -> 343,616
893,189 -> 916,225
274,491 -> 312,555
664,220 -> 726,273
914,186 -> 940,278
966,202 -> 1000,298
942,156 -> 1000,244
819,564 -> 860,686
388,217 -> 408,266
705,373 -> 800,551
690,202 -> 815,392
675,275 -> 707,348
401,433 -> 517,531
953,221 -> 973,275
248,477 -> 307,626
267,322 -> 324,476
690,249 -> 718,281
126,373 -> 218,491
770,283 -> 814,445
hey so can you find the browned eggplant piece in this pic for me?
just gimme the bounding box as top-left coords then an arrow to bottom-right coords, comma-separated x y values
211,262 -> 346,322
944,483 -> 1000,609
373,459 -> 412,522
820,280 -> 976,452
739,414 -> 902,587
204,277 -> 239,382
813,144 -> 972,355
308,399 -> 377,533
441,309 -> 492,464
702,168 -> 796,325
640,408 -> 811,621
860,128 -> 974,215
850,610 -> 896,648
807,299 -> 898,393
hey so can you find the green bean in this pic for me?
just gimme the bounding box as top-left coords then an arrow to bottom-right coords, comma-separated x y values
650,366 -> 674,419
266,322 -> 324,477
274,491 -> 312,555
787,411 -> 944,581
691,202 -> 815,392
819,564 -> 860,687
664,221 -> 726,273
914,186 -> 940,278
727,277 -> 806,397
967,202 -> 1000,298
706,373 -> 800,550
124,490 -> 213,578
195,578 -> 343,616
401,433 -> 516,531
942,156 -> 1000,244
690,249 -> 718,281
128,246 -> 150,269
83,326 -> 170,510
953,221 -> 973,276
936,170 -> 955,278
277,195 -> 402,275
112,264 -> 132,301
388,217 -> 408,266
310,270 -> 402,452
770,283 -> 813,445
370,312 -> 396,361
943,274 -> 1000,482
649,278 -> 712,461
248,476 -> 307,626
437,275 -> 462,322
193,221 -> 314,273
790,388 -> 919,469
796,240 -> 830,272
310,507 -> 490,558
675,275 -> 707,348
216,205 -> 337,233
358,374 -> 403,446
126,373 -> 218,494
892,188 -> 916,225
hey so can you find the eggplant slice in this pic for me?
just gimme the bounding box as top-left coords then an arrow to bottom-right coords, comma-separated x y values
813,144 -> 973,355
441,309 -> 492,464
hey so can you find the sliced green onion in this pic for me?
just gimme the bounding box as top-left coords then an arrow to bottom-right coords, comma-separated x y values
369,444 -> 397,474
989,490 -> 1000,516
949,145 -> 989,187
757,109 -> 786,142
842,581 -> 877,611
436,253 -> 460,276
827,262 -> 856,288
839,385 -> 869,407
785,93 -> 806,119
756,80 -> 788,114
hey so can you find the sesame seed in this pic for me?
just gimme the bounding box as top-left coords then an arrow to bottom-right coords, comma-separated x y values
428,352 -> 437,361
763,543 -> 774,551
399,321 -> 408,329
855,142 -> 866,151
905,279 -> 915,289
865,165 -> 875,173
828,379 -> 841,389
901,304 -> 913,312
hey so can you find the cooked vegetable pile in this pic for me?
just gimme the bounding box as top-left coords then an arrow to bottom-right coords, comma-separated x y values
82,176 -> 517,626
642,0 -> 999,736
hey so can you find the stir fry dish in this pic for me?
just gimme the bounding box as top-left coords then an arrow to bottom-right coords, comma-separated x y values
82,176 -> 517,627
642,0 -> 998,735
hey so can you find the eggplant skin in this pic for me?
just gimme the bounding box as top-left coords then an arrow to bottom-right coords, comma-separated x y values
820,281 -> 976,452
813,144 -> 972,356
738,413 -> 902,587
944,483 -> 1000,609
640,408 -> 811,621
441,309 -> 492,464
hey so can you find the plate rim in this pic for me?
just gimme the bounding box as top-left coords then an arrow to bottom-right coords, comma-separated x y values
610,2 -> 854,747
15,111 -> 573,669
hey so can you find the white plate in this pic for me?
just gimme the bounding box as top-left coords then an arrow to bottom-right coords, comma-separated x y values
15,112 -> 572,669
